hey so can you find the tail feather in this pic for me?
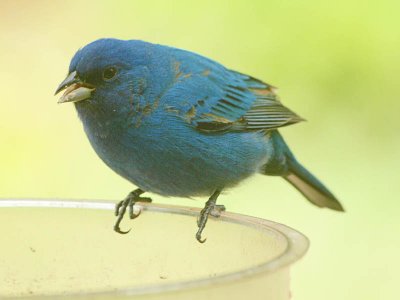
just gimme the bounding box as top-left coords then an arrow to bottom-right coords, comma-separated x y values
284,159 -> 344,211
264,130 -> 344,211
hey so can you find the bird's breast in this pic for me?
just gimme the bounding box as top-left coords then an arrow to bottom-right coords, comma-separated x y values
77,104 -> 270,197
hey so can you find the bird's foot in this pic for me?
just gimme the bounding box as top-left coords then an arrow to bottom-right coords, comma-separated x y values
114,189 -> 152,234
196,204 -> 225,227
210,204 -> 226,218
196,190 -> 223,243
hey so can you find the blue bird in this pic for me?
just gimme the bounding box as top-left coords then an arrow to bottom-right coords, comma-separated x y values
55,38 -> 344,242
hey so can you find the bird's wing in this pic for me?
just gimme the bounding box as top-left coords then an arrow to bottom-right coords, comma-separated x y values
161,52 -> 303,133
197,71 -> 303,132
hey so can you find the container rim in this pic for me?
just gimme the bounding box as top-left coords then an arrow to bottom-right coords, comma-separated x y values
0,198 -> 309,299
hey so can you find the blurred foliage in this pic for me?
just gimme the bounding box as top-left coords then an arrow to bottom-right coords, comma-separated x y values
0,1 -> 399,299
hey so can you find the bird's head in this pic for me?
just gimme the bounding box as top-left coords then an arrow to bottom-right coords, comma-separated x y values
55,39 -> 140,114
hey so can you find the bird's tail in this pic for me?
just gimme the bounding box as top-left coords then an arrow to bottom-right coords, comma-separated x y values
284,157 -> 344,211
263,131 -> 344,211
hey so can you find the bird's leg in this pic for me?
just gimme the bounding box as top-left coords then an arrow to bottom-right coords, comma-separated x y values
196,189 -> 224,243
114,188 -> 152,234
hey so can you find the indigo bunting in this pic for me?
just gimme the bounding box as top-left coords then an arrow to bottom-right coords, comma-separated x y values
56,39 -> 344,242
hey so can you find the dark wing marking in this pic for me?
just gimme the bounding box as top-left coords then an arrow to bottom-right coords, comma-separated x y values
193,71 -> 303,132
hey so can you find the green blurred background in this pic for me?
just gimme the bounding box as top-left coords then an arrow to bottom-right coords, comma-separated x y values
1,0 -> 399,299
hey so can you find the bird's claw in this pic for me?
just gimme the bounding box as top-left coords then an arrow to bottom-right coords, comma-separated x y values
196,191 -> 223,243
115,200 -> 124,216
128,199 -> 141,219
129,206 -> 141,219
196,204 -> 225,227
113,189 -> 152,235
196,231 -> 207,243
196,207 -> 211,243
114,224 -> 131,234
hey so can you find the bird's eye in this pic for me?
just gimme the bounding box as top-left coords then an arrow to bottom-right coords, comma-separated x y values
102,67 -> 117,81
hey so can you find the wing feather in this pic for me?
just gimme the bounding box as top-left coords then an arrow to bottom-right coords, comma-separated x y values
194,71 -> 304,132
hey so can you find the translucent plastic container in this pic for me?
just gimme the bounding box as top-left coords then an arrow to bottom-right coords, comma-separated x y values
0,199 -> 309,299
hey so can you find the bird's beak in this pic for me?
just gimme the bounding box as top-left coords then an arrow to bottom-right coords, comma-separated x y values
55,71 -> 95,104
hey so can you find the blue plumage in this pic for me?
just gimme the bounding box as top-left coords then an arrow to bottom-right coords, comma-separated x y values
56,38 -> 343,241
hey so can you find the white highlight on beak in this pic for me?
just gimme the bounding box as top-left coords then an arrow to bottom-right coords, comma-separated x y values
58,84 -> 95,104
